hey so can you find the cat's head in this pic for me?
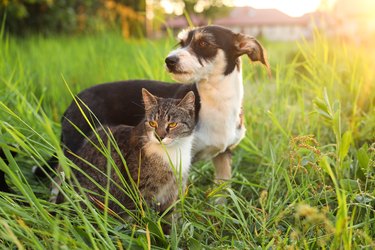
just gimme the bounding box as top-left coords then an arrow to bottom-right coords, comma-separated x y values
142,88 -> 196,146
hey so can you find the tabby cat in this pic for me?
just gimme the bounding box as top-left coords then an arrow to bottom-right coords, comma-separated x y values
65,89 -> 196,217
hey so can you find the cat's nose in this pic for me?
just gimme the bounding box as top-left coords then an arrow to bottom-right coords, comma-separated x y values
155,130 -> 166,142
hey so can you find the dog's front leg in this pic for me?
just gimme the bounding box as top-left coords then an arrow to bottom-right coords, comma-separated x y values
212,149 -> 232,183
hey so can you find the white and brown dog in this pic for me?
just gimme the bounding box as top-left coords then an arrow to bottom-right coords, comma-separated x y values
35,25 -> 269,186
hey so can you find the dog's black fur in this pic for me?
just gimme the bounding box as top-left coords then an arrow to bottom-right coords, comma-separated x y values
0,148 -> 17,193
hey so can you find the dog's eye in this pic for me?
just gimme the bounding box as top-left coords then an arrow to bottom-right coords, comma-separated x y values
168,122 -> 177,128
149,121 -> 158,128
199,40 -> 208,47
179,40 -> 185,47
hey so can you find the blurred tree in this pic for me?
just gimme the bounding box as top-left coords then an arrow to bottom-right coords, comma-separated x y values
171,0 -> 232,21
0,0 -> 146,36
1,0 -> 95,35
0,0 -> 231,36
99,0 -> 145,38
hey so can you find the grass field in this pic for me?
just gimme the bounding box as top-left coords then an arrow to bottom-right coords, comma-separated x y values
0,28 -> 374,249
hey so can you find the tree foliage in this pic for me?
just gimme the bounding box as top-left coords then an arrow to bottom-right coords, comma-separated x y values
182,0 -> 232,20
0,0 -> 146,36
0,0 -> 231,36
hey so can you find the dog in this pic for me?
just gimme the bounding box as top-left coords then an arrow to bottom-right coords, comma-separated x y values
35,25 -> 269,188
0,147 -> 17,193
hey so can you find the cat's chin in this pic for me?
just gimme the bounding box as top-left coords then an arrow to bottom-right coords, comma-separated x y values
149,137 -> 175,146
160,138 -> 174,146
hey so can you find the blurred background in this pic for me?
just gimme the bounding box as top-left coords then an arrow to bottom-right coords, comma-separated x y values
0,2 -> 374,248
1,0 -> 375,44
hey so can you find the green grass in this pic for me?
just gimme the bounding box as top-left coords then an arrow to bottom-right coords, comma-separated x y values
0,28 -> 374,249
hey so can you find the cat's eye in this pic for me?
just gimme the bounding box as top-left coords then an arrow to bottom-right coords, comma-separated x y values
168,122 -> 177,128
149,121 -> 158,128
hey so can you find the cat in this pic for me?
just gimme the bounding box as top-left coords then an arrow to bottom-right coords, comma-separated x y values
63,88 -> 196,218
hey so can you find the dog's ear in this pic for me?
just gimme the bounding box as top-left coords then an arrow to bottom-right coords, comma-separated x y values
142,88 -> 158,111
235,33 -> 271,76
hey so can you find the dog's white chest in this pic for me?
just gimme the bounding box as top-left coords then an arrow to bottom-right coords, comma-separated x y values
192,72 -> 246,161
193,102 -> 245,161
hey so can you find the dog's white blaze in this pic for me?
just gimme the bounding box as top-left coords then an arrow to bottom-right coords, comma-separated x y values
145,134 -> 194,185
192,51 -> 246,160
177,28 -> 190,41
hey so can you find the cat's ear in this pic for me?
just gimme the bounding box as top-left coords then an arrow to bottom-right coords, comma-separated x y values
142,88 -> 158,111
178,91 -> 195,111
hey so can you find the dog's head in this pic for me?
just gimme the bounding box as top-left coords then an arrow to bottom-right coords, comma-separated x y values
165,25 -> 270,83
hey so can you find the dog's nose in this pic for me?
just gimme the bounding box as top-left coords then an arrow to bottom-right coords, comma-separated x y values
165,56 -> 179,67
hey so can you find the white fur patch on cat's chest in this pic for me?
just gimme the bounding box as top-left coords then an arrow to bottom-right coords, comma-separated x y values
144,135 -> 193,179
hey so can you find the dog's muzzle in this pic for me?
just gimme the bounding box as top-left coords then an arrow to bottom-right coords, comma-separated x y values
165,55 -> 179,72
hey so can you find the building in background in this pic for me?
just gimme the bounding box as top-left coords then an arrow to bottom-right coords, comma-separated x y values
213,7 -> 314,41
164,7 -> 328,41
164,15 -> 207,34
164,2 -> 375,44
165,7 -> 332,41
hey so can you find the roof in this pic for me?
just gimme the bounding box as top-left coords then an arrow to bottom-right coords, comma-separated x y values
164,15 -> 207,29
164,7 -> 316,29
214,7 -> 310,26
